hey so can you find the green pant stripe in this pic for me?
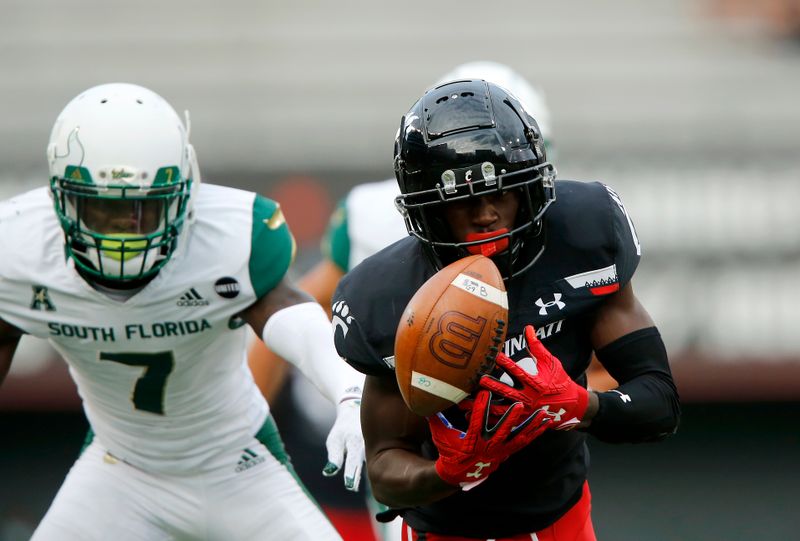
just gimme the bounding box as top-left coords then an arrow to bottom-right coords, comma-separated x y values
80,427 -> 95,455
255,416 -> 326,513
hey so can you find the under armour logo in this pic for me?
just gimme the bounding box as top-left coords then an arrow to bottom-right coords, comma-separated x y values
611,389 -> 632,403
332,300 -> 354,338
540,405 -> 566,422
535,294 -> 565,316
466,461 -> 492,479
540,405 -> 581,430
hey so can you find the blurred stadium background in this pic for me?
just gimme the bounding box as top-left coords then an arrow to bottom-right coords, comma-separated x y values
2,1 -> 799,539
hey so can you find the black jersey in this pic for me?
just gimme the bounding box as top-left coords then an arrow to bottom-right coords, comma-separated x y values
333,180 -> 642,537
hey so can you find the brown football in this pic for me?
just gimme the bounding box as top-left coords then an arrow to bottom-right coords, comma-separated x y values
394,255 -> 508,417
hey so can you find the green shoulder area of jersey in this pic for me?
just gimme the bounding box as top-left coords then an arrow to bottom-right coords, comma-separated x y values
321,197 -> 350,273
250,194 -> 296,298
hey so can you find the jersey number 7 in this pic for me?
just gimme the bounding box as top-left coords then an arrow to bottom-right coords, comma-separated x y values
100,351 -> 175,415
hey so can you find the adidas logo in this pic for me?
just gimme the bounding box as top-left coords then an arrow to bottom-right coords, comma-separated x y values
235,448 -> 266,473
176,288 -> 210,307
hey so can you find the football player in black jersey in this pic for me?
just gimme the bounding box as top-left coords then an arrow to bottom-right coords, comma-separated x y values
333,80 -> 681,540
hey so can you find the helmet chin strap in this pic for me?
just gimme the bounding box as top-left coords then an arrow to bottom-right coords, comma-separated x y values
464,228 -> 510,257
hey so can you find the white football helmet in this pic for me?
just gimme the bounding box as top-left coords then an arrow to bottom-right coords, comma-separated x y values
47,83 -> 200,284
435,61 -> 553,146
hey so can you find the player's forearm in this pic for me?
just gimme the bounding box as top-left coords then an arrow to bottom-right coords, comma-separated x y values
368,448 -> 458,507
586,327 -> 681,443
262,302 -> 364,403
587,373 -> 679,442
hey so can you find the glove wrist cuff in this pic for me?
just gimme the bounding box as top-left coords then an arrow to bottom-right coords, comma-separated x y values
337,385 -> 363,404
575,385 -> 590,420
434,459 -> 462,487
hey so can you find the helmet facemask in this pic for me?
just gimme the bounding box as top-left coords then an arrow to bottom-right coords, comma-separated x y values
396,161 -> 555,280
50,166 -> 191,283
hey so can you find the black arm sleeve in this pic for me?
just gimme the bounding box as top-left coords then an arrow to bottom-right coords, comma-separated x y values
587,327 -> 681,443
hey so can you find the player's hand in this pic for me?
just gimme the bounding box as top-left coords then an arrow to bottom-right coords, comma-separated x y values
479,325 -> 589,431
322,397 -> 365,491
428,389 -> 550,488
457,393 -> 510,425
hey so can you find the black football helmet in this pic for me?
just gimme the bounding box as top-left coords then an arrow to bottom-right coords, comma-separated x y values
394,79 -> 556,280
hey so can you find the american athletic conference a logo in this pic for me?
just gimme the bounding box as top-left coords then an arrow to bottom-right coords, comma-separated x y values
30,285 -> 56,311
535,293 -> 565,316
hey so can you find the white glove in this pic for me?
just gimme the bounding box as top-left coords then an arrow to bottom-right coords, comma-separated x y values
321,397 -> 365,491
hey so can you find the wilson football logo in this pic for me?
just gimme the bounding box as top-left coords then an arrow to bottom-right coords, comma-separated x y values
429,311 -> 487,369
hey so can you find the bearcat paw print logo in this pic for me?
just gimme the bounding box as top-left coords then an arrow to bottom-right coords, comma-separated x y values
332,300 -> 354,338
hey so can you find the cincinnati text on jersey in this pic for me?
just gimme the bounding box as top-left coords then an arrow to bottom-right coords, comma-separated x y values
47,319 -> 213,342
503,319 -> 564,357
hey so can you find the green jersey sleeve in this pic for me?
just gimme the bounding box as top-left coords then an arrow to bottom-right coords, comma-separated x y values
320,198 -> 350,273
249,194 -> 296,298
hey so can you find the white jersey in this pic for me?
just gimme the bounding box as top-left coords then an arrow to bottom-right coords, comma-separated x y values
347,179 -> 406,268
0,183 -> 296,474
325,178 -> 407,272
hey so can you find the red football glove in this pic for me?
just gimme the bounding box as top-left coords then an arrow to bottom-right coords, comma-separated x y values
428,388 -> 550,488
480,325 -> 589,431
457,393 -> 509,423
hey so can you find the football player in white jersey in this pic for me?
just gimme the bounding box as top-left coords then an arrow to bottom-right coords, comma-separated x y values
0,83 -> 365,541
247,62 -> 556,541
